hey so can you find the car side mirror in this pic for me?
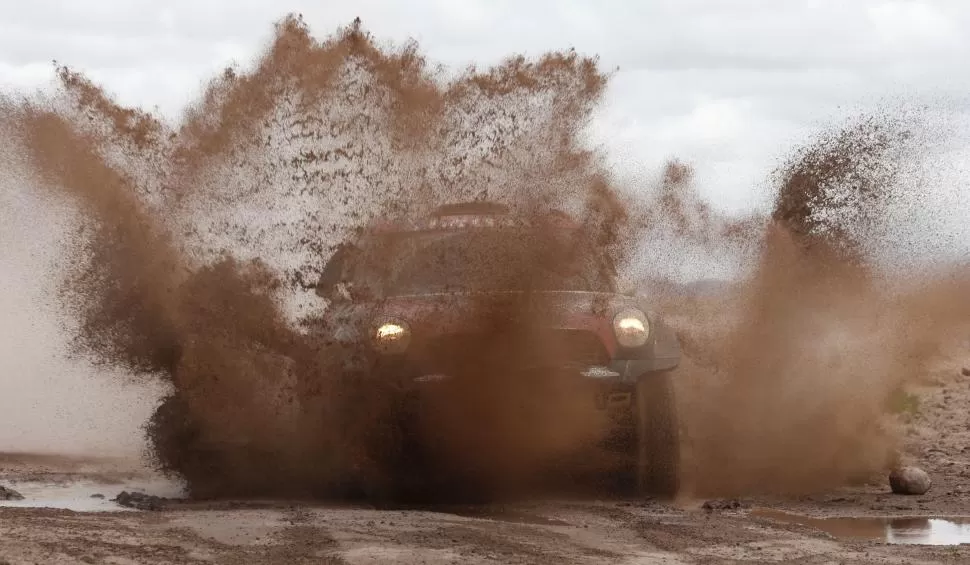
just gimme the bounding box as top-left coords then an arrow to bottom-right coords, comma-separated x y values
315,276 -> 340,300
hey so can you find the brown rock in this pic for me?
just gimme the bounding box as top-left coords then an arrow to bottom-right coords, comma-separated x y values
0,486 -> 23,501
113,491 -> 166,511
702,499 -> 748,511
889,466 -> 932,495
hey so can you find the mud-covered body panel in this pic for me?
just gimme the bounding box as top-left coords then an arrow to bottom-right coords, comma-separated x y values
314,203 -> 681,382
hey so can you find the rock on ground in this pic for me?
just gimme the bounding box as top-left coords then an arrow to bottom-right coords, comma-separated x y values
113,491 -> 166,511
702,499 -> 749,511
0,485 -> 24,500
889,466 -> 932,495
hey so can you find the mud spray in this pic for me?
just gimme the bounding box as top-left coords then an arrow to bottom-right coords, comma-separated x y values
0,15 -> 966,500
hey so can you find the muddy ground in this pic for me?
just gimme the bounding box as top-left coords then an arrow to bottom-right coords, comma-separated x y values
0,354 -> 968,565
0,460 -> 965,565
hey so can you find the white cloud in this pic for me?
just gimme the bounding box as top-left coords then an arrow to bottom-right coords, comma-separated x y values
1,0 -> 969,219
868,1 -> 963,49
683,98 -> 749,142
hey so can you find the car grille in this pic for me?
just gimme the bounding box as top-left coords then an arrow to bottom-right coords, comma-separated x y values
413,329 -> 610,374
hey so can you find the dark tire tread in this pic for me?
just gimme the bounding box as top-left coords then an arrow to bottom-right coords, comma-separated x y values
636,372 -> 681,498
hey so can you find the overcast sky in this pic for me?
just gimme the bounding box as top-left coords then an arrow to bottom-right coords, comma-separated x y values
3,0 -> 970,216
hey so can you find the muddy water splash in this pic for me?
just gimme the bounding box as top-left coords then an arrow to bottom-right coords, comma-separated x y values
677,115 -> 970,497
2,16 -> 629,498
2,14 -> 964,500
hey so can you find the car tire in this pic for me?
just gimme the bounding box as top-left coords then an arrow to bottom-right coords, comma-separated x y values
146,393 -> 282,499
635,371 -> 681,498
146,393 -> 225,498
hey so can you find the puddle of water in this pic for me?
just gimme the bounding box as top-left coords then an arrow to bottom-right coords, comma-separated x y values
0,478 -> 184,512
754,509 -> 970,545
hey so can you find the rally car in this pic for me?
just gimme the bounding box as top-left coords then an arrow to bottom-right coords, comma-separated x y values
314,201 -> 683,498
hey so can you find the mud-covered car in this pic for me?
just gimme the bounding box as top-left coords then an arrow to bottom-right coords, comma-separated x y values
315,202 -> 682,497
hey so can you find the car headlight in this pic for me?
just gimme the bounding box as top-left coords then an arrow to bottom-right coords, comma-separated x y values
372,319 -> 411,354
613,308 -> 650,348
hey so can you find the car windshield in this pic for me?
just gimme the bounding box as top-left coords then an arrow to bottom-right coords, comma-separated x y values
347,228 -> 615,296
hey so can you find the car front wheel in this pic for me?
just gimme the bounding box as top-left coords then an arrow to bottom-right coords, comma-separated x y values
635,371 -> 681,498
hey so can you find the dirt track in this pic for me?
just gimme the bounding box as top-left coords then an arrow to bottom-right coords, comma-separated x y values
4,376 -> 970,565
2,486 -> 969,565
2,331 -> 969,564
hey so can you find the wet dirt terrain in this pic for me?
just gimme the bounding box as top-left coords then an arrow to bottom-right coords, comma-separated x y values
7,341 -> 970,565
2,353 -> 970,565
0,476 -> 965,565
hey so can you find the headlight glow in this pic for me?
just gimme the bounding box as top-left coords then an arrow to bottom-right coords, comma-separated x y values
613,308 -> 650,348
373,319 -> 411,354
617,317 -> 645,332
376,323 -> 406,340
